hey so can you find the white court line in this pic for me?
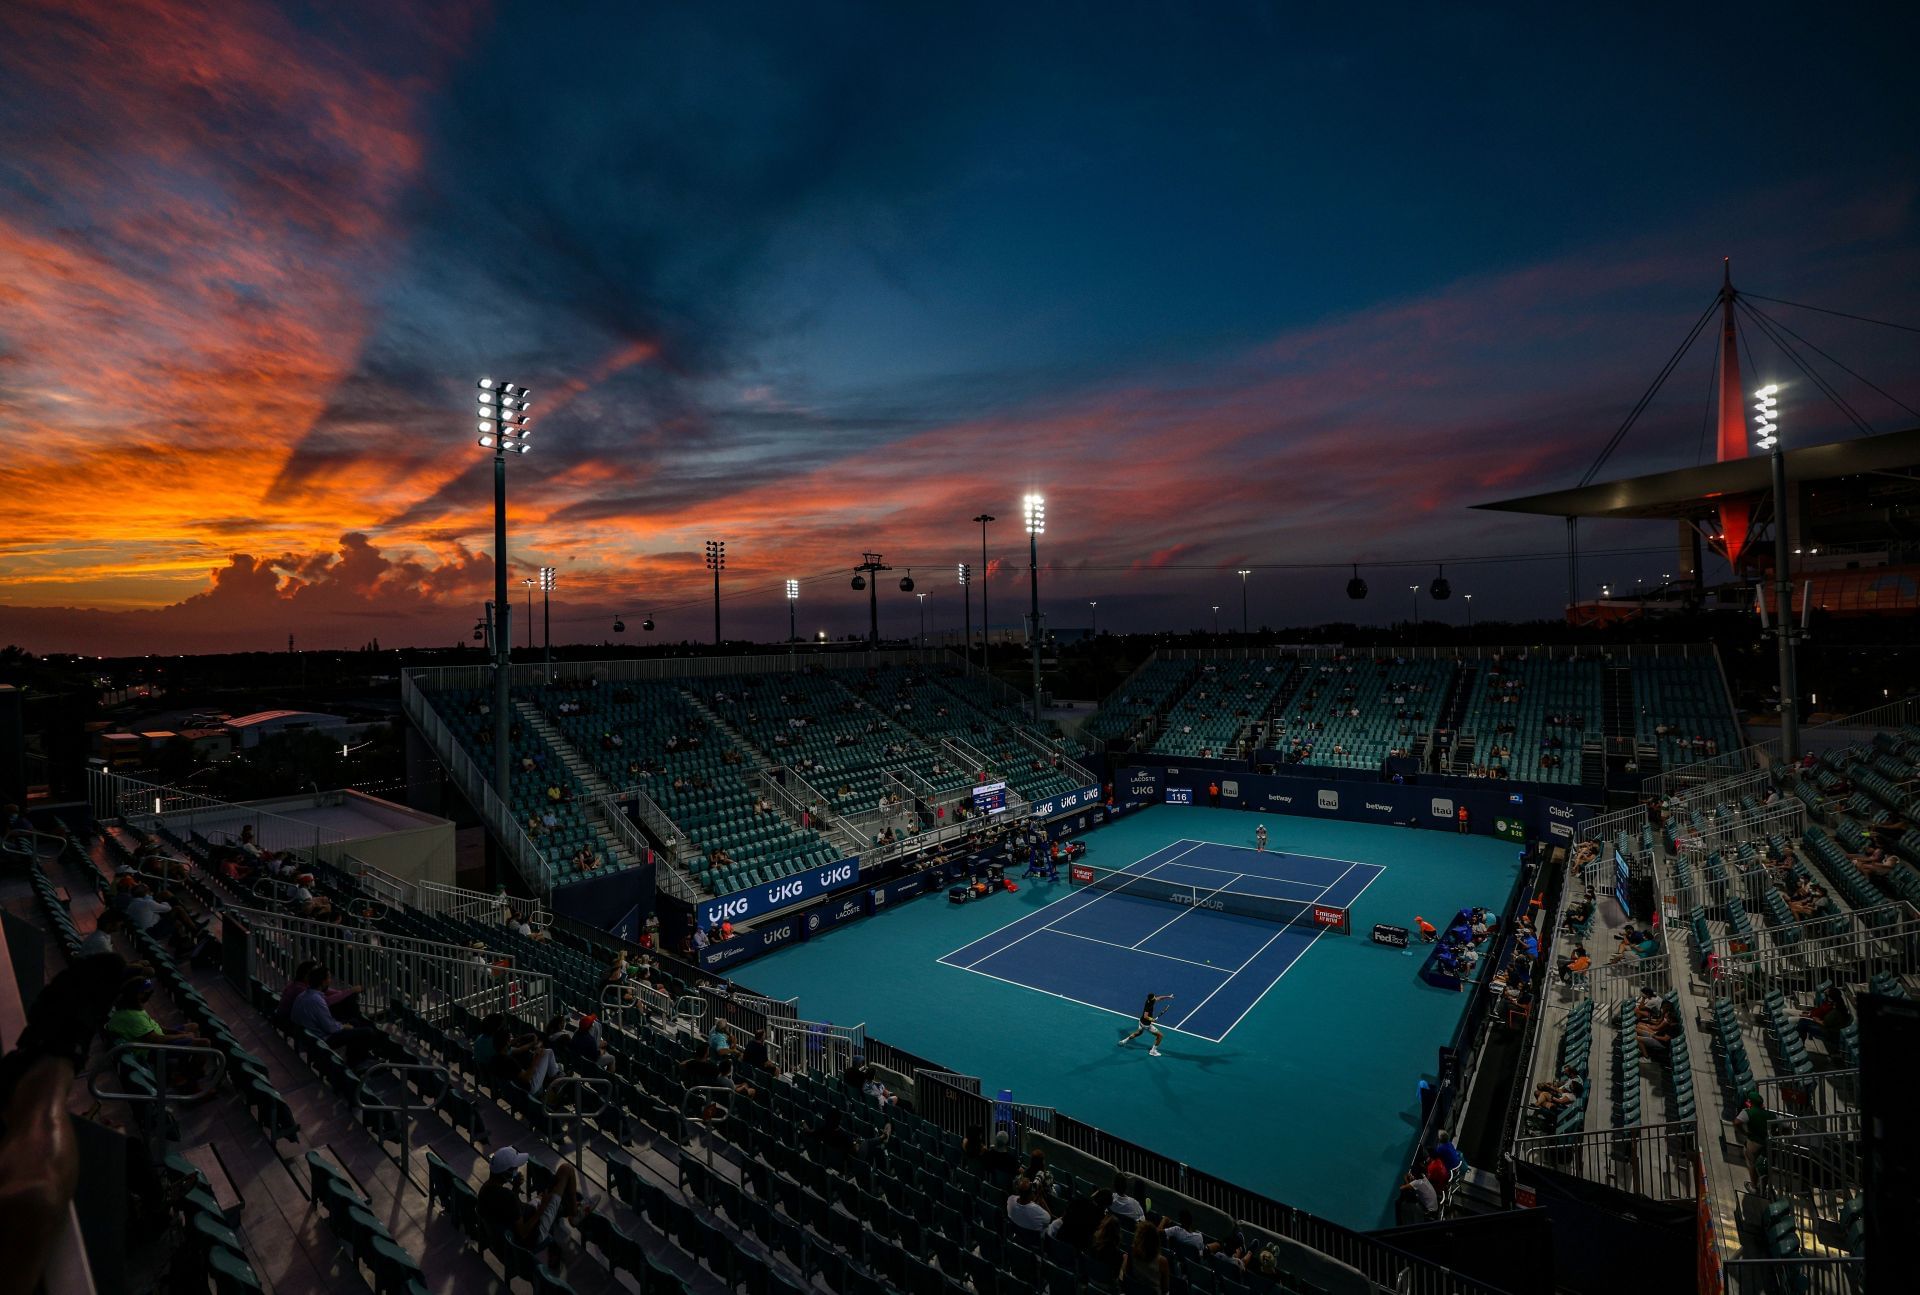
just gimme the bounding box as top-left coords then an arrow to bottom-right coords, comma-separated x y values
1198,840 -> 1374,872
1170,859 -> 1368,1033
939,841 -> 1207,971
1126,872 -> 1248,949
937,956 -> 1222,1042
1045,926 -> 1233,970
1200,862 -> 1390,1040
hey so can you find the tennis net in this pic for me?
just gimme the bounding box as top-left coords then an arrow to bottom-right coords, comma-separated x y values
1067,862 -> 1351,934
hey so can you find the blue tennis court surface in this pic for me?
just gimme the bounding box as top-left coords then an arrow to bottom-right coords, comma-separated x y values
725,805 -> 1524,1229
939,841 -> 1383,1042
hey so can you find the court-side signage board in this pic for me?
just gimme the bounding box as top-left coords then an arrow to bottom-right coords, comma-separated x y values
697,856 -> 862,929
1371,923 -> 1411,947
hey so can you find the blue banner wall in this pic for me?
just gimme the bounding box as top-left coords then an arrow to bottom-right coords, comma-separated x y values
697,856 -> 862,929
802,889 -> 874,937
551,861 -> 656,933
1030,783 -> 1102,820
1128,765 -> 1557,841
699,911 -> 805,971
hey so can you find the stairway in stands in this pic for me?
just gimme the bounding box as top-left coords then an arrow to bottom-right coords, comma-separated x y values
1602,664 -> 1643,791
515,700 -> 645,873
1433,664 -> 1477,772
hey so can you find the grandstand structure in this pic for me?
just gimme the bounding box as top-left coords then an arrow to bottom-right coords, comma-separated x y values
1088,642 -> 1739,795
1503,696 -> 1920,1294
402,651 -> 1096,904
1,774 -> 1522,1295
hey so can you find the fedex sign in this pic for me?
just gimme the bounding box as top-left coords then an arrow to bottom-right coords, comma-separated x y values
698,857 -> 861,928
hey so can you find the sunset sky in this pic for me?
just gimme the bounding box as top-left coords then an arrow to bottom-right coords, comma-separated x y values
2,1 -> 1916,654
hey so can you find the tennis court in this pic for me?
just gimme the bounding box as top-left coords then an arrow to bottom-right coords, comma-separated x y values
726,804 -> 1524,1228
938,841 -> 1383,1042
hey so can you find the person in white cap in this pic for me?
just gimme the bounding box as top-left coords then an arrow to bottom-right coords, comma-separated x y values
476,1146 -> 595,1262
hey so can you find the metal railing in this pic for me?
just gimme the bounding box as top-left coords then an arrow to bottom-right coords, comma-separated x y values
399,670 -> 555,896
1674,803 -> 1806,864
88,1039 -> 229,1104
768,1019 -> 864,1076
1008,724 -> 1096,787
1754,1068 -> 1858,1119
1722,1256 -> 1863,1295
1510,1118 -> 1697,1200
1708,903 -> 1920,1009
599,784 -> 702,900
403,647 -> 956,696
91,768 -> 345,863
347,855 -> 414,908
591,789 -> 695,900
354,1063 -> 449,1190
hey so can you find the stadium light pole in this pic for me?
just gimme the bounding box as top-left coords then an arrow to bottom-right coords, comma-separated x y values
705,540 -> 725,645
785,579 -> 799,654
973,513 -> 995,668
1211,604 -> 1220,635
1464,594 -> 1474,637
1089,600 -> 1098,637
1023,494 -> 1045,723
958,564 -> 972,667
539,567 -> 555,675
916,591 -> 928,648
1756,384 -> 1800,761
523,577 -> 536,648
1409,585 -> 1420,627
476,376 -> 532,801
1237,569 -> 1251,635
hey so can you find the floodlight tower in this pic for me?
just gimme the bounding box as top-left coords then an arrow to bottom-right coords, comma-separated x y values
785,579 -> 799,654
1237,569 -> 1252,634
523,577 -> 536,648
973,514 -> 995,665
705,541 -> 725,645
539,567 -> 556,673
476,376 -> 532,800
1089,600 -> 1098,637
1023,494 -> 1045,723
916,591 -> 928,648
958,563 -> 972,667
1756,384 -> 1800,760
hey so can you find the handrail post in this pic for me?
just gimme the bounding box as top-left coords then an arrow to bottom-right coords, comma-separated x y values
88,1040 -> 229,1105
354,1062 -> 449,1192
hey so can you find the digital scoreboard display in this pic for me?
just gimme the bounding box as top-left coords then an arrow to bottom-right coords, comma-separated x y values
972,781 -> 1009,816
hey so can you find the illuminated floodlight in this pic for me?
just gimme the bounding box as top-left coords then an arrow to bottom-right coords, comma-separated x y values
786,579 -> 799,601
1754,384 -> 1779,451
1023,493 -> 1045,534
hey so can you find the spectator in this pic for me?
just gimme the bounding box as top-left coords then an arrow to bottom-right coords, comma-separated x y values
1006,1179 -> 1052,1232
477,1147 -> 595,1265
1431,1131 -> 1464,1175
708,1022 -> 736,1061
123,884 -> 173,936
1108,1175 -> 1146,1222
291,968 -> 384,1067
1400,1169 -> 1439,1220
740,1026 -> 774,1075
106,973 -> 214,1089
1164,1209 -> 1206,1253
1046,1187 -> 1112,1244
979,1128 -> 1020,1178
1795,985 -> 1850,1048
568,1014 -> 603,1067
1119,1215 -> 1172,1294
76,909 -> 123,958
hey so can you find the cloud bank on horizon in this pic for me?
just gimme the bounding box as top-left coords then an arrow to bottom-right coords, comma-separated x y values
1,0 -> 1915,654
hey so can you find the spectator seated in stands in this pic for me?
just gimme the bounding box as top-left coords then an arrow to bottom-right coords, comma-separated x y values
1852,844 -> 1894,881
1119,1214 -> 1172,1293
1399,1169 -> 1440,1220
1796,986 -> 1851,1050
76,909 -> 124,958
1045,1186 -> 1113,1244
1432,1130 -> 1465,1176
1785,880 -> 1829,921
1556,945 -> 1592,982
105,971 -> 214,1091
291,967 -> 385,1067
1108,1174 -> 1147,1222
568,1013 -> 603,1068
288,874 -> 336,922
478,1147 -> 596,1266
681,1040 -> 758,1102
1609,924 -> 1656,963
1006,1178 -> 1053,1232
1533,1066 -> 1584,1110
1164,1209 -> 1206,1254
122,883 -> 174,937
1637,1000 -> 1680,1062
276,959 -> 366,1025
1565,887 -> 1597,925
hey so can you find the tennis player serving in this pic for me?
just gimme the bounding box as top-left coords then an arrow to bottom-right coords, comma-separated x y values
1119,992 -> 1174,1056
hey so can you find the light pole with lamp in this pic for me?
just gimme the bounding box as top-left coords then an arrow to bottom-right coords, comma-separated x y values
539,567 -> 555,674
958,564 -> 972,665
1023,494 -> 1045,722
523,577 -> 535,648
1464,594 -> 1474,637
476,377 -> 532,801
1409,585 -> 1420,627
785,579 -> 799,654
1211,604 -> 1220,635
973,513 -> 995,669
1756,384 -> 1800,760
916,591 -> 928,648
1237,568 -> 1251,634
705,540 -> 725,645
1089,600 -> 1098,637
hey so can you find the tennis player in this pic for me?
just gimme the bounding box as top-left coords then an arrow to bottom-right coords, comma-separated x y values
1118,992 -> 1174,1057
1254,823 -> 1268,852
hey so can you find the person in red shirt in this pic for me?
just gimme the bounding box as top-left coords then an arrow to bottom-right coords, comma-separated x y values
1456,805 -> 1470,835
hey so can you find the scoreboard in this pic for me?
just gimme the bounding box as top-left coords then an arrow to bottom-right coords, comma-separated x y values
972,780 -> 1009,816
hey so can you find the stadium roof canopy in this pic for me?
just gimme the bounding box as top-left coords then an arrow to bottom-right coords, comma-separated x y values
1474,426 -> 1920,522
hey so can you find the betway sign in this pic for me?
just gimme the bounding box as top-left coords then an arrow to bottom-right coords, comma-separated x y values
698,857 -> 861,929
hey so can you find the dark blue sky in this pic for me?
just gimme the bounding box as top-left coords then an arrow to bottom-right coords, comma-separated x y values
2,0 -> 1915,651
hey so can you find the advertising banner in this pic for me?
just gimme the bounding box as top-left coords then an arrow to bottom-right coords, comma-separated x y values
699,912 -> 805,972
1165,786 -> 1194,805
1120,767 -> 1163,804
697,856 -> 862,929
802,890 -> 873,937
1030,784 -> 1102,819
1371,923 -> 1412,947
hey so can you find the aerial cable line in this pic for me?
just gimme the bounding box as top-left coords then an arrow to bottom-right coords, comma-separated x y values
1742,300 -> 1920,422
1736,299 -> 1876,437
1577,293 -> 1722,487
1739,293 -> 1920,336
